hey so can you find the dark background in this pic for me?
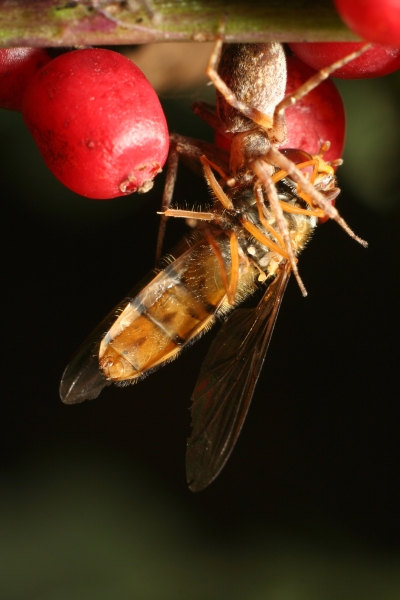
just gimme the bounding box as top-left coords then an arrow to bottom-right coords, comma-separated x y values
1,58 -> 400,598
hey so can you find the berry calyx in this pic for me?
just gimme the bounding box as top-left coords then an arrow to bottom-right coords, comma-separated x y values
334,0 -> 400,47
289,42 -> 400,79
22,49 -> 169,199
0,48 -> 51,111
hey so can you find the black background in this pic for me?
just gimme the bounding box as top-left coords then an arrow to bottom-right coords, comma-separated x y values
1,67 -> 399,598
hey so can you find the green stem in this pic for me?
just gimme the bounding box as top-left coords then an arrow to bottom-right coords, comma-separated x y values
0,0 -> 359,48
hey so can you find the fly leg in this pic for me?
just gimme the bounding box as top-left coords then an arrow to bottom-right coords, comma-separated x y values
156,134 -> 230,261
158,153 -> 235,226
265,147 -> 368,247
199,155 -> 234,209
203,229 -> 240,306
271,158 -> 325,219
159,203 -> 241,306
251,158 -> 307,296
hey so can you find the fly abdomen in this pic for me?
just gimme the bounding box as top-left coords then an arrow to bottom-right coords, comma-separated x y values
99,237 -> 233,382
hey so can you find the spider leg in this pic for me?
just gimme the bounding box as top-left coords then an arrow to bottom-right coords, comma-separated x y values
273,45 -> 371,130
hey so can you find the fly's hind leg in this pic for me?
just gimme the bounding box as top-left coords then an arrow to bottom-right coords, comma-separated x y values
160,204 -> 241,305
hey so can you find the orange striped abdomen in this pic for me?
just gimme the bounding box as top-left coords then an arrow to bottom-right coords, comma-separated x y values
99,236 -> 235,382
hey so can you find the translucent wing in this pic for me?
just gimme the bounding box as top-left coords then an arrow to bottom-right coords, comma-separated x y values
60,269 -> 158,404
186,264 -> 290,491
59,313 -> 113,405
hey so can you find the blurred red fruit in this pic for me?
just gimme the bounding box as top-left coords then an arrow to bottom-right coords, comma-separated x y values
0,48 -> 51,111
334,0 -> 400,46
289,42 -> 400,79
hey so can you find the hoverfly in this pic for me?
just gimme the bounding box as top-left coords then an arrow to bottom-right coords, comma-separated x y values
60,40 -> 368,491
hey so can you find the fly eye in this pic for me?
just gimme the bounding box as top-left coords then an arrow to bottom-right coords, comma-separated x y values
280,148 -> 312,165
280,147 -> 315,181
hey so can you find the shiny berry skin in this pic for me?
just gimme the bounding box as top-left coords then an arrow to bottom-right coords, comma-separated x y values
0,48 -> 51,111
22,49 -> 169,199
334,0 -> 400,46
289,42 -> 400,79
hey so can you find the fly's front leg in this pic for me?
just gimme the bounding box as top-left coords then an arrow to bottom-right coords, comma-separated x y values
156,134 -> 230,261
271,159 -> 325,219
267,147 -> 368,248
251,158 -> 307,296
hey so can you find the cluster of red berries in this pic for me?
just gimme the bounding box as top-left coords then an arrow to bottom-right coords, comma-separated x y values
284,2 -> 400,163
217,4 -> 400,174
1,0 -> 399,201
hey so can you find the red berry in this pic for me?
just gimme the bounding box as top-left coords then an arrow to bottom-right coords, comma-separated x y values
289,42 -> 400,79
22,49 -> 169,199
282,56 -> 346,164
0,48 -> 51,111
334,0 -> 400,46
214,129 -> 232,152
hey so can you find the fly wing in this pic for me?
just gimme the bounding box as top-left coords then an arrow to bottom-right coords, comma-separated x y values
59,318 -> 112,405
60,269 -> 158,404
186,265 -> 290,491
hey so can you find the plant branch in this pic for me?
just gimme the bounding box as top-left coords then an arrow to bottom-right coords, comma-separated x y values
0,0 -> 359,48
